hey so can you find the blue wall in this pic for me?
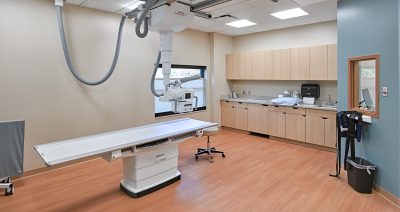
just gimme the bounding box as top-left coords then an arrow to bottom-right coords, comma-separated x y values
338,0 -> 400,198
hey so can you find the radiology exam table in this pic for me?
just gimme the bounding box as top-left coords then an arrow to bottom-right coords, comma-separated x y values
34,118 -> 216,198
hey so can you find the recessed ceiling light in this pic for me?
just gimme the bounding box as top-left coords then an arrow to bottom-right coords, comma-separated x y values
127,1 -> 144,10
271,8 -> 309,20
226,19 -> 256,28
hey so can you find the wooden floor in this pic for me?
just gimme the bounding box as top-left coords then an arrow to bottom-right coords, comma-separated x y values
1,130 -> 398,212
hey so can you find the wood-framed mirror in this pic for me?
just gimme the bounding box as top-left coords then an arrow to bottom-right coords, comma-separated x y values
348,54 -> 380,118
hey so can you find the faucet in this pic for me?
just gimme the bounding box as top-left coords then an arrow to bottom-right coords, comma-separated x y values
328,95 -> 334,106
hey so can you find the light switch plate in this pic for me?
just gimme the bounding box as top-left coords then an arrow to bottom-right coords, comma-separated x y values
382,87 -> 388,97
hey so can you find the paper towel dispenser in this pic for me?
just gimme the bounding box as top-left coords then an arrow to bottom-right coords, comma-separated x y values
301,84 -> 320,99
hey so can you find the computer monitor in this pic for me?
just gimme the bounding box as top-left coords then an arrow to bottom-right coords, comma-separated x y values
362,89 -> 373,108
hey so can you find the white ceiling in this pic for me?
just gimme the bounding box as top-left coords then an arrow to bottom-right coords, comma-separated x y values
65,0 -> 337,36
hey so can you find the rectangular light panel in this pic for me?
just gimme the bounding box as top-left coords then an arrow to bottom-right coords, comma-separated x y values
226,19 -> 256,28
271,8 -> 309,20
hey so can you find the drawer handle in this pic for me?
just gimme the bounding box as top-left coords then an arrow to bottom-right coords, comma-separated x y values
321,117 -> 328,120
238,102 -> 242,104
225,101 -> 230,103
303,115 -> 306,117
274,105 -> 279,107
292,107 -> 298,109
262,104 -> 268,107
283,112 -> 286,114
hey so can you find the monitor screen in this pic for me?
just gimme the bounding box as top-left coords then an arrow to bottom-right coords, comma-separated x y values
362,89 -> 373,108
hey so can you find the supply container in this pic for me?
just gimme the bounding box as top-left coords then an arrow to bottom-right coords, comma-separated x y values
346,157 -> 376,194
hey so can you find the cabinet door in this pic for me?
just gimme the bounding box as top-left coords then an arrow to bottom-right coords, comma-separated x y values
306,116 -> 325,146
226,54 -> 234,80
248,104 -> 269,134
290,47 -> 310,80
245,53 -> 253,79
286,114 -> 306,142
252,51 -> 265,79
221,102 -> 234,128
234,107 -> 248,131
233,53 -> 241,79
324,117 -> 337,148
265,50 -> 273,80
238,53 -> 247,79
327,44 -> 337,80
272,49 -> 291,80
310,45 -> 328,80
268,111 -> 286,137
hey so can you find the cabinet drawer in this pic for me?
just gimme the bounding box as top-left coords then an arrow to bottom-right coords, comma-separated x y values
306,109 -> 336,118
221,100 -> 234,107
234,102 -> 248,108
269,105 -> 286,112
285,107 -> 306,115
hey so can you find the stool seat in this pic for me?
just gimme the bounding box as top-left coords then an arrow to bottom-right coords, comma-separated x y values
202,127 -> 219,136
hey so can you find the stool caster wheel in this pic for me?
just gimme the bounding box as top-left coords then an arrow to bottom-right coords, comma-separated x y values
222,154 -> 226,158
5,184 -> 14,196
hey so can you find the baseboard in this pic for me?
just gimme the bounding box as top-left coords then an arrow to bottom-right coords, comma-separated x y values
221,127 -> 250,134
269,136 -> 336,153
374,184 -> 400,208
14,156 -> 100,181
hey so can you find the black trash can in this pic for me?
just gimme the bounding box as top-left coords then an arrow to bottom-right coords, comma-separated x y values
346,157 -> 376,194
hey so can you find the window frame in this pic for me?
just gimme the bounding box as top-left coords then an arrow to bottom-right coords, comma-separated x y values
154,64 -> 207,118
347,54 -> 380,118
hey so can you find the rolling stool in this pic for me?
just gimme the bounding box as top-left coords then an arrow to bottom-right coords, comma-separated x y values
195,127 -> 225,162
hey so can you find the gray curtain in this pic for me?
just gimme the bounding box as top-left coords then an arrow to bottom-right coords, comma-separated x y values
0,121 -> 25,178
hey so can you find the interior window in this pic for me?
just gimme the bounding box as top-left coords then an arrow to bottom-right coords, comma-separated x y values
154,65 -> 207,117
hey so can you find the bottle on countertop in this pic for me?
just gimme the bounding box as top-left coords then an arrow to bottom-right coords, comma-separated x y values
232,90 -> 237,99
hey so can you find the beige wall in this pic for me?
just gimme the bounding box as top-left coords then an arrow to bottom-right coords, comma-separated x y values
233,21 -> 337,52
231,21 -> 338,101
0,0 -> 211,171
210,33 -> 234,124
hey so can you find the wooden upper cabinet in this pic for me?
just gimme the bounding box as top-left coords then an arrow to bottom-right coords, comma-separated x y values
272,49 -> 291,80
226,44 -> 337,81
226,54 -> 234,80
290,47 -> 310,80
245,53 -> 253,79
237,53 -> 253,80
232,53 -> 241,79
252,51 -> 266,79
327,44 -> 338,80
265,50 -> 273,80
310,45 -> 328,80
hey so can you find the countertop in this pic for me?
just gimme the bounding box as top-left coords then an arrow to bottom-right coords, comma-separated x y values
220,96 -> 337,112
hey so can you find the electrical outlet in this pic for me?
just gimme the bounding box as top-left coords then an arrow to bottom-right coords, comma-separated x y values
382,87 -> 388,97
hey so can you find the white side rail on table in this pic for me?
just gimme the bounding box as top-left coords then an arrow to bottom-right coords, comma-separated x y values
34,118 -> 217,198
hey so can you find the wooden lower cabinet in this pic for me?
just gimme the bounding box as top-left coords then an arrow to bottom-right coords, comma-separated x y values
221,101 -> 234,128
286,114 -> 306,142
221,101 -> 337,149
324,118 -> 337,148
306,115 -> 337,148
268,111 -> 286,138
248,104 -> 269,134
306,116 -> 325,146
234,107 -> 248,131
